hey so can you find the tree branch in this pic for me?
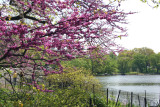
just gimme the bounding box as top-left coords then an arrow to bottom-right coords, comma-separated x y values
5,5 -> 46,24
11,49 -> 27,57
24,15 -> 46,24
5,16 -> 22,21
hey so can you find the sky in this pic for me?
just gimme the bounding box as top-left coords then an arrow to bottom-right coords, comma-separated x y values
114,0 -> 160,53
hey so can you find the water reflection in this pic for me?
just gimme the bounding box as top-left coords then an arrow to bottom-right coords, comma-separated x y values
96,75 -> 160,101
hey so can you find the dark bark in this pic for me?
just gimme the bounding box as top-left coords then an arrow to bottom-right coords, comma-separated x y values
4,5 -> 46,24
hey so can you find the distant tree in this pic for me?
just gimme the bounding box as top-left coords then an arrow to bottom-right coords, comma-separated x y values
101,54 -> 118,74
150,53 -> 160,73
133,54 -> 146,73
132,47 -> 155,56
64,52 -> 119,75
132,47 -> 155,73
117,50 -> 134,74
117,57 -> 130,74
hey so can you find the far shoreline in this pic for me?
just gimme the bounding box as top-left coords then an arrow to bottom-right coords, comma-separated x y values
95,72 -> 160,76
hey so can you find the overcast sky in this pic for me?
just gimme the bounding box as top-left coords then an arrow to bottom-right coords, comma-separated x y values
114,0 -> 160,53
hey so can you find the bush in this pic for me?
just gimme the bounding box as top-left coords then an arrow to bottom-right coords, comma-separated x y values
46,67 -> 101,92
0,67 -> 123,106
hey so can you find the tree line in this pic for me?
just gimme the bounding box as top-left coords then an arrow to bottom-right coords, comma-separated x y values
64,47 -> 160,75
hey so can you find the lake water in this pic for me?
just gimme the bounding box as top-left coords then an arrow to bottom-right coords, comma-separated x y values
96,75 -> 160,102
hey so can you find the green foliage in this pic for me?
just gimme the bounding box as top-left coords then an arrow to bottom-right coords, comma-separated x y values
117,50 -> 133,74
117,57 -> 131,74
0,86 -> 123,107
46,67 -> 101,91
150,53 -> 160,73
61,47 -> 160,75
116,47 -> 159,74
61,54 -> 119,75
102,55 -> 118,75
1,87 -> 88,107
61,58 -> 92,71
0,66 -> 121,107
133,54 -> 146,73
90,93 -> 107,107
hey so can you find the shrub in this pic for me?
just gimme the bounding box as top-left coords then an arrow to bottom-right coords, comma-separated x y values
46,67 -> 101,92
0,67 -> 124,106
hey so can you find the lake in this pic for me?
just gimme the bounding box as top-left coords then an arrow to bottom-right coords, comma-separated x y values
96,75 -> 160,102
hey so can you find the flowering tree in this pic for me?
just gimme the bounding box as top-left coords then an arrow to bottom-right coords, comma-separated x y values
0,0 -> 131,91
